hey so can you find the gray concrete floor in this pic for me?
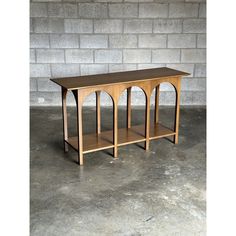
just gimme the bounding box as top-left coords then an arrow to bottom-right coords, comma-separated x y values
30,106 -> 206,236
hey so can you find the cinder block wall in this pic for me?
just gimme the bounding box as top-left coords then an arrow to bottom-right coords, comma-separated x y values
30,0 -> 206,106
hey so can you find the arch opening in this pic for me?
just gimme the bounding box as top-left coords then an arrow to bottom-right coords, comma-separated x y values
81,90 -> 114,135
150,82 -> 177,132
118,86 -> 147,128
116,86 -> 147,147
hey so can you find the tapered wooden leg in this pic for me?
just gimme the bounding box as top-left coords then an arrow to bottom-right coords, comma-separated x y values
96,91 -> 101,134
76,91 -> 84,165
113,102 -> 118,158
145,95 -> 151,150
62,88 -> 68,152
174,80 -> 181,144
127,87 -> 131,129
154,85 -> 160,124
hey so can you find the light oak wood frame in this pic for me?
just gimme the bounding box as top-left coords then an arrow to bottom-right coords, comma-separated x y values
61,75 -> 182,165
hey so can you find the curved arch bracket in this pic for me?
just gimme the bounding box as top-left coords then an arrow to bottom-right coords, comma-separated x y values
62,87 -> 68,152
78,87 -> 116,106
71,90 -> 78,105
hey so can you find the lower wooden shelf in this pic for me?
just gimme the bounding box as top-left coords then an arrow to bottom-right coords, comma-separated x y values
65,122 -> 175,154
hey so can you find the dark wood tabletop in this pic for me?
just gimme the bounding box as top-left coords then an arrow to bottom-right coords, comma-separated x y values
50,67 -> 189,90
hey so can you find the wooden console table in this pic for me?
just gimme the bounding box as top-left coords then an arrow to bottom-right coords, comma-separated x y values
51,67 -> 189,165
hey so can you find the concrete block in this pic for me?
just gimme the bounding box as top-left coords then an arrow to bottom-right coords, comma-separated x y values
80,35 -> 108,48
131,91 -> 198,104
94,20 -> 122,33
30,64 -> 51,77
193,91 -> 206,105
30,34 -> 50,48
166,63 -> 194,77
48,3 -> 77,18
129,90 -> 147,101
30,49 -> 36,63
137,64 -> 166,70
30,78 -> 37,92
199,3 -> 206,18
30,92 -> 58,106
48,3 -> 64,17
123,0 -> 154,2
109,35 -> 137,48
78,3 -> 107,18
150,90 -> 205,106
185,0 -> 206,2
152,49 -> 180,63
64,4 -> 78,18
30,90 -> 206,106
30,18 -> 33,33
139,3 -> 168,18
115,91 -> 127,105
50,34 -> 79,48
123,49 -> 151,63
109,64 -> 137,73
66,4 -> 78,18
153,0 -> 187,2
153,19 -> 182,33
124,20 -> 152,33
34,18 -> 64,33
194,64 -> 206,77
168,34 -> 196,48
38,78 -> 60,92
109,3 -> 138,18
94,0 -> 122,2
156,91 -> 173,105
80,64 -> 108,75
169,3 -> 199,18
29,92 -> 47,105
181,77 -> 206,91
65,49 -> 93,63
197,34 -> 206,48
179,91 -> 204,106
126,0 -> 185,2
95,50 -> 122,63
98,92 -> 114,106
124,0 -> 152,2
114,90 -> 145,105
30,3 -> 48,17
159,82 -> 176,92
51,64 -> 80,77
65,19 -> 93,33
36,49 -> 65,63
181,49 -> 206,63
32,0 -> 61,2
138,34 -> 166,48
183,19 -> 206,33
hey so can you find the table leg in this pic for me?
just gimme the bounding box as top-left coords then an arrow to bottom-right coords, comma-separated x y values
174,80 -> 181,144
76,91 -> 84,165
96,91 -> 101,134
154,85 -> 160,124
113,102 -> 118,158
62,88 -> 68,152
127,87 -> 131,129
145,94 -> 151,150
